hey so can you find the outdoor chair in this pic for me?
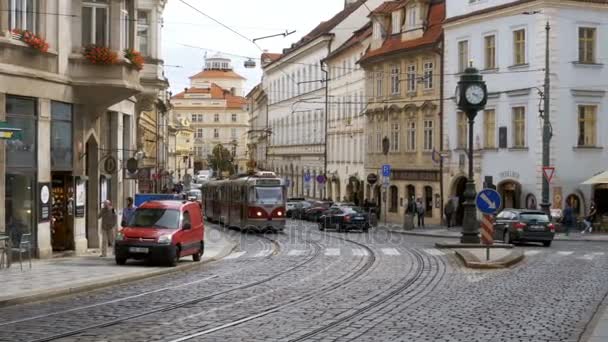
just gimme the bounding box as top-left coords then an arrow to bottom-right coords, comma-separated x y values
11,233 -> 32,270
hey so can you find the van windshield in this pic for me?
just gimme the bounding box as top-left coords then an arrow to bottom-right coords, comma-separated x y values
255,187 -> 283,204
129,209 -> 180,229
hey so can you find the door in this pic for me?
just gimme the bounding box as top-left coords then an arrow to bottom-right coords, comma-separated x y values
179,209 -> 196,255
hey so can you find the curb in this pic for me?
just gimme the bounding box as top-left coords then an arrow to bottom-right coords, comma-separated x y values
389,228 -> 608,243
0,232 -> 239,308
454,249 -> 525,269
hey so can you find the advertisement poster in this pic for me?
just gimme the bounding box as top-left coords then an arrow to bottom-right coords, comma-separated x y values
75,178 -> 85,217
39,183 -> 51,222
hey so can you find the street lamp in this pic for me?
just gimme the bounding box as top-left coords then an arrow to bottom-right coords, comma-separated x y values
382,136 -> 390,226
455,65 -> 488,244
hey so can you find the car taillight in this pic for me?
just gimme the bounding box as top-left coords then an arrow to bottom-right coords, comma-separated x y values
248,207 -> 268,219
548,223 -> 555,232
344,215 -> 351,222
514,222 -> 526,231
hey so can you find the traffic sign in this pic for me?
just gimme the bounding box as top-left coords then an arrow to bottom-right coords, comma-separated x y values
316,175 -> 326,184
543,167 -> 555,184
475,189 -> 502,214
304,172 -> 311,183
367,173 -> 378,185
382,176 -> 389,188
382,164 -> 391,178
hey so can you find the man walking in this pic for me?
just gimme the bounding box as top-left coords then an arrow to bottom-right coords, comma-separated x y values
444,199 -> 455,228
416,198 -> 425,228
99,200 -> 116,257
582,200 -> 597,234
121,197 -> 136,227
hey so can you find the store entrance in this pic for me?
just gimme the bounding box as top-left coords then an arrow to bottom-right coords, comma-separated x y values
51,173 -> 74,251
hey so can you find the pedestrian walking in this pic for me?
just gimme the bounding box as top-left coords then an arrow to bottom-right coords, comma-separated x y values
444,199 -> 455,228
562,204 -> 574,236
99,200 -> 116,257
121,197 -> 136,227
582,200 -> 597,234
416,198 -> 425,228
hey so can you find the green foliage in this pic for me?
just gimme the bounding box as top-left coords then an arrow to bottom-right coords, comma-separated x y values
207,144 -> 235,175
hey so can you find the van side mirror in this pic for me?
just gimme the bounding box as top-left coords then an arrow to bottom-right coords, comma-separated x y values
182,222 -> 192,230
121,220 -> 127,227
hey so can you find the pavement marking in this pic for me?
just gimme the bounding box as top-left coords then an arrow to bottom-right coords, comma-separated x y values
557,251 -> 574,256
422,248 -> 445,257
252,250 -> 272,258
579,254 -> 595,261
524,250 -> 542,256
287,249 -> 306,256
352,249 -> 368,256
381,248 -> 401,256
592,252 -> 605,256
324,248 -> 340,256
224,251 -> 247,260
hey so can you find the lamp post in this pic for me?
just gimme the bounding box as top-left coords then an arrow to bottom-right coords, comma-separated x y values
382,136 -> 390,226
455,66 -> 488,244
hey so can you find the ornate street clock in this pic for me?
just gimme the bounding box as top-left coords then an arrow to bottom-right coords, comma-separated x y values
455,67 -> 488,112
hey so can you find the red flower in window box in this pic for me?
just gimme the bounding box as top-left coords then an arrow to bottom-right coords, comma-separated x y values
123,48 -> 145,71
11,29 -> 49,53
83,45 -> 118,65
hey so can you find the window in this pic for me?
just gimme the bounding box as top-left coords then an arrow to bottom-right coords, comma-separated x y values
512,107 -> 526,147
375,71 -> 383,97
191,114 -> 198,122
231,113 -> 237,122
389,186 -> 398,212
392,11 -> 401,35
406,121 -> 416,151
373,21 -> 382,40
6,96 -> 37,168
137,11 -> 150,55
82,0 -> 109,46
195,128 -> 203,138
391,65 -> 400,95
424,186 -> 433,217
231,128 -> 237,139
214,113 -> 219,122
213,128 -> 219,138
423,62 -> 433,89
390,123 -> 400,152
9,0 -> 38,33
484,35 -> 496,69
579,27 -> 596,63
578,105 -> 597,146
407,64 -> 416,93
51,102 -> 73,171
458,40 -> 469,73
376,127 -> 382,153
457,112 -> 468,149
484,109 -> 496,148
407,5 -> 417,28
120,0 -> 131,50
513,29 -> 526,65
423,120 -> 433,151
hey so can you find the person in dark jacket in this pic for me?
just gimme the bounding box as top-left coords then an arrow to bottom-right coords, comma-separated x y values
99,200 -> 116,257
444,199 -> 455,228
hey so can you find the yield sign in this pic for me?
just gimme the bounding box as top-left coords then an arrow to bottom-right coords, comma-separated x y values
543,167 -> 556,184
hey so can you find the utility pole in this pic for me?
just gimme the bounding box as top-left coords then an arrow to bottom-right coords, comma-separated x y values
540,21 -> 551,214
321,63 -> 329,200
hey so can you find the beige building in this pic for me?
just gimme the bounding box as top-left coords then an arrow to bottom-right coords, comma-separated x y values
170,55 -> 248,174
246,83 -> 269,171
0,0 -> 167,257
360,0 -> 445,224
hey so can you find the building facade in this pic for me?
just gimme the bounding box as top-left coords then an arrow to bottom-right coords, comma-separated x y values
264,0 -> 385,199
324,23 -> 371,205
170,55 -> 248,175
360,0 -> 445,224
246,83 -> 269,171
0,0 -> 167,257
443,0 -> 608,225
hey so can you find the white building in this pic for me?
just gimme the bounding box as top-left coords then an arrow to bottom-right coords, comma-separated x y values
264,0 -> 384,199
324,23 -> 371,204
443,0 -> 608,225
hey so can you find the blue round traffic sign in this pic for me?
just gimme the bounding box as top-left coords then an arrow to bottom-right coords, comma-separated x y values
304,172 -> 311,182
476,189 -> 502,214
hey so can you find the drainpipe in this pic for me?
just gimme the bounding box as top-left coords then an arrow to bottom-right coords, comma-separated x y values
439,34 -> 445,226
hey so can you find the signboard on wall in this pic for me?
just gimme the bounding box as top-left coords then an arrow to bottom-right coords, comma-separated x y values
39,183 -> 51,222
75,178 -> 86,218
553,187 -> 563,209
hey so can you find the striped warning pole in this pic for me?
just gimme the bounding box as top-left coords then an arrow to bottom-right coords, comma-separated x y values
480,214 -> 494,260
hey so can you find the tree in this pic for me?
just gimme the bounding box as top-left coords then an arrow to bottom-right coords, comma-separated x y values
207,144 -> 235,176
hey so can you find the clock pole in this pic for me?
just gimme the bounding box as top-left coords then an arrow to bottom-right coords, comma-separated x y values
455,66 -> 488,244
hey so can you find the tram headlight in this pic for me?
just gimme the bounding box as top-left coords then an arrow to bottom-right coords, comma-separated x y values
256,211 -> 263,217
277,211 -> 283,217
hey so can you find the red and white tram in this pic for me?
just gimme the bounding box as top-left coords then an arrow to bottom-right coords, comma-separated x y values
201,172 -> 286,232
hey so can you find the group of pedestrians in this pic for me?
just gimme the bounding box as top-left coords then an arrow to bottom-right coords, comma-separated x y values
561,200 -> 597,235
405,197 -> 427,228
98,197 -> 136,258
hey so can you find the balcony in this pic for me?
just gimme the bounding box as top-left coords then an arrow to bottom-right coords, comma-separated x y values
0,37 -> 58,74
140,57 -> 169,91
68,54 -> 142,108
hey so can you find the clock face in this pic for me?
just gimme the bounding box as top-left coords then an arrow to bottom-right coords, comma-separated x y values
465,85 -> 485,105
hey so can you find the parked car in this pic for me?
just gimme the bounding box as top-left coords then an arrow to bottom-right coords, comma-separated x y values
115,200 -> 205,266
318,206 -> 370,232
304,201 -> 333,221
288,200 -> 312,219
493,209 -> 555,247
186,189 -> 203,208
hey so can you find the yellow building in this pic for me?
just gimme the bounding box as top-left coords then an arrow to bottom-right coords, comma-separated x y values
360,0 -> 445,225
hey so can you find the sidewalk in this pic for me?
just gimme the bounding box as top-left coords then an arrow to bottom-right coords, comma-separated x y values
0,226 -> 237,307
584,297 -> 608,342
385,224 -> 608,242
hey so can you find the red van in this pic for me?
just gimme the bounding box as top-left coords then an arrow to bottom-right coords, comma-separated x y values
115,200 -> 205,266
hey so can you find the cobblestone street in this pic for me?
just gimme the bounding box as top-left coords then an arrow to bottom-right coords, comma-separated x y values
0,220 -> 606,341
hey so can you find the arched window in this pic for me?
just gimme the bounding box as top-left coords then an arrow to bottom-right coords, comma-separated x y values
525,194 -> 537,210
406,185 -> 416,201
389,185 -> 399,212
424,186 -> 433,217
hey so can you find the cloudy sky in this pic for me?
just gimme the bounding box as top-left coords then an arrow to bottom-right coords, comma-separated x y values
162,0 -> 346,95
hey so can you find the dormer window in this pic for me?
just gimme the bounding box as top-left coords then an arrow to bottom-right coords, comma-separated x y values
391,11 -> 402,35
373,20 -> 382,40
407,5 -> 417,29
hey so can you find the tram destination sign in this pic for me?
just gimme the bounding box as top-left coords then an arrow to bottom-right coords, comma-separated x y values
257,179 -> 281,186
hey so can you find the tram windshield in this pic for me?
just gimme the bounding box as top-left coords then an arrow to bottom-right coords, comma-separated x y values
254,187 -> 284,204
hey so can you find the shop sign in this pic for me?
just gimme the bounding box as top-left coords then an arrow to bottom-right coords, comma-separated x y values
39,183 -> 51,222
392,170 -> 440,182
553,187 -> 563,209
75,178 -> 86,218
499,171 -> 520,179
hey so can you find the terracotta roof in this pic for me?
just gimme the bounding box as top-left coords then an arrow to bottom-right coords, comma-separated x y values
261,53 -> 282,63
360,1 -> 445,64
189,69 -> 246,80
369,1 -> 405,16
445,0 -> 608,24
325,22 -> 372,61
264,0 -> 366,69
171,83 -> 246,109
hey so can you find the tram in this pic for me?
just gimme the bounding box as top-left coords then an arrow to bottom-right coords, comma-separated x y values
201,171 -> 286,232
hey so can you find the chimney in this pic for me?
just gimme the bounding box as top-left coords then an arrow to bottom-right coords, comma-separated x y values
231,87 -> 236,96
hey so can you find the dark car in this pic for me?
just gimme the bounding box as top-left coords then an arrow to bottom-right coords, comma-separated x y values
288,200 -> 312,219
318,206 -> 370,232
493,209 -> 555,247
304,201 -> 333,221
